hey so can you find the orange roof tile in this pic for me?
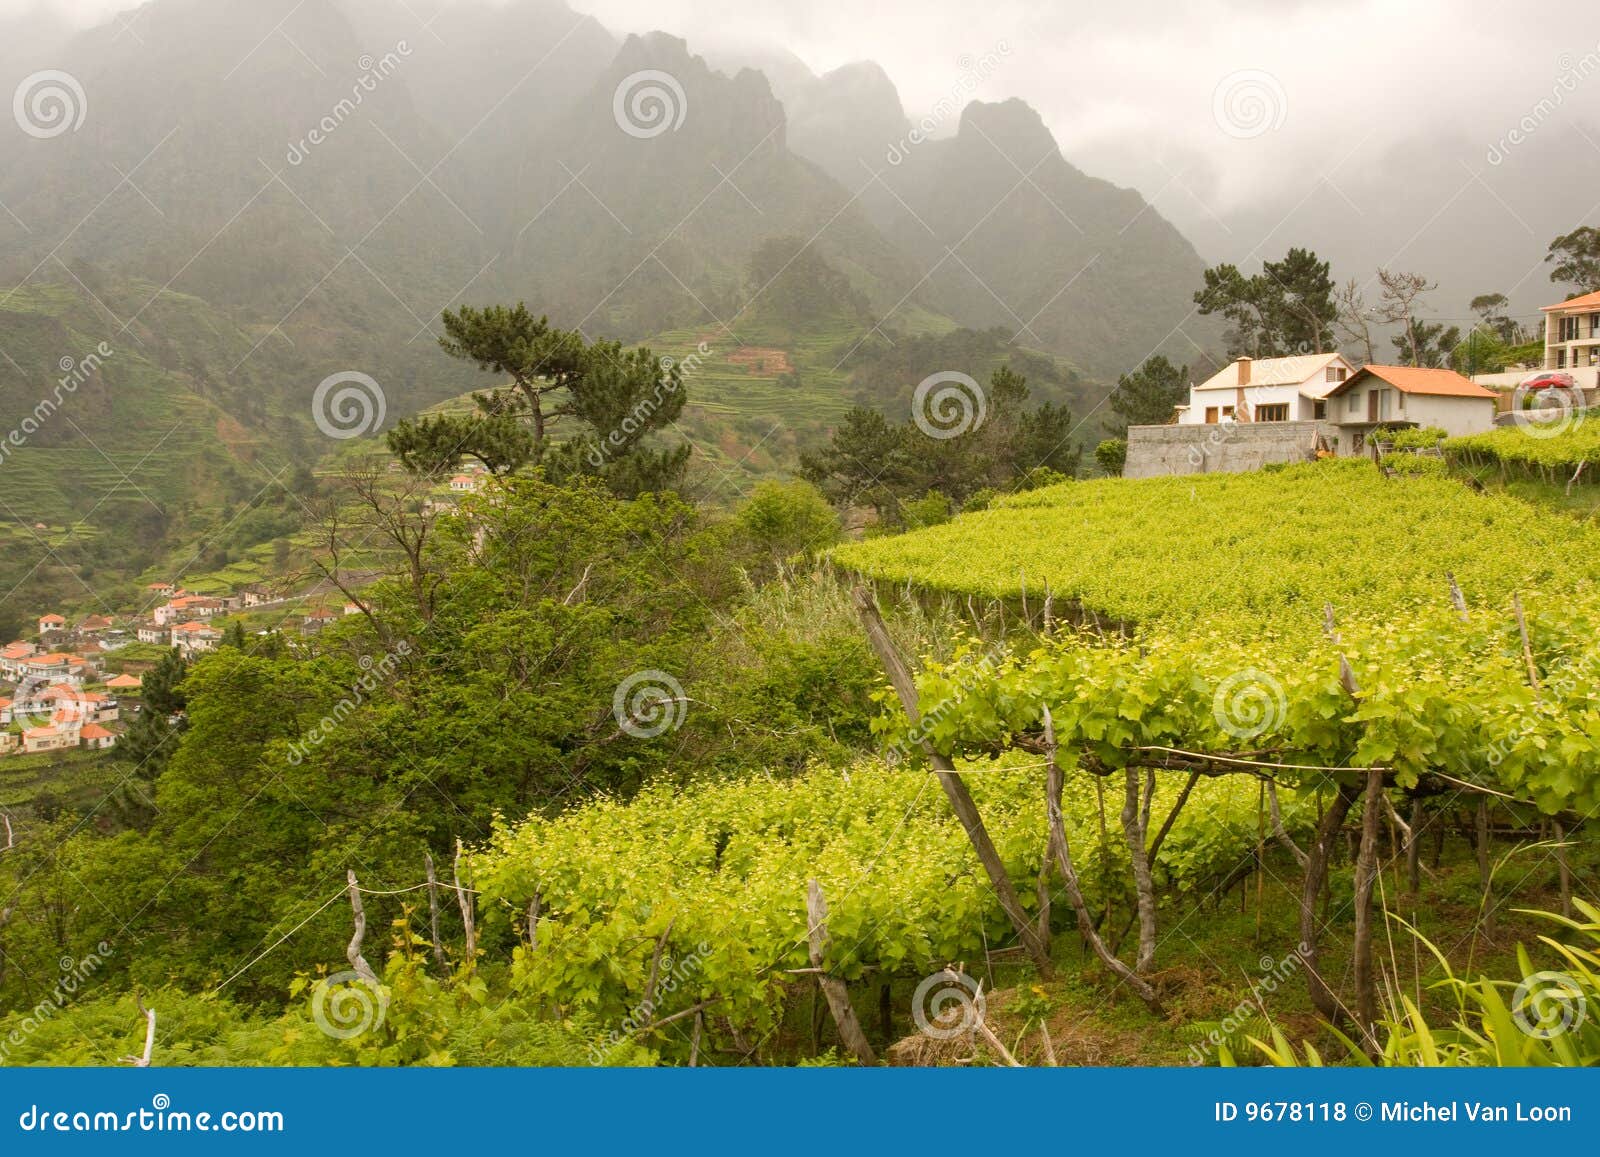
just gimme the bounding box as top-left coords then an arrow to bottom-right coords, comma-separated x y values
106,674 -> 142,688
1542,289 -> 1600,312
40,614 -> 65,624
1330,365 -> 1497,399
79,724 -> 114,740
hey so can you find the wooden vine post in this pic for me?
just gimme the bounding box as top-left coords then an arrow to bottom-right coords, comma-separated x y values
1041,708 -> 1165,1015
424,852 -> 446,970
852,585 -> 1053,977
804,880 -> 877,1065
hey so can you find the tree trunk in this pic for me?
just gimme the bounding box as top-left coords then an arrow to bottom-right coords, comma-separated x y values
1300,781 -> 1358,1022
1121,768 -> 1158,974
1044,710 -> 1165,1015
804,879 -> 877,1066
1352,769 -> 1384,1053
852,586 -> 1052,976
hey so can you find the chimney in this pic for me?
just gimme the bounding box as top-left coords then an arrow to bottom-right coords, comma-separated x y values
1236,356 -> 1253,386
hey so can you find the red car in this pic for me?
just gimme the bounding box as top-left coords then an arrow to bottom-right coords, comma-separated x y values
1521,371 -> 1577,391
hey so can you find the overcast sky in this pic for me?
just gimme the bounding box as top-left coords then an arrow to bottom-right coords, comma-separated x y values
7,0 -> 1600,312
9,0 -> 1598,211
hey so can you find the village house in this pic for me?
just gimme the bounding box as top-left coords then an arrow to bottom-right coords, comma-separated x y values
1542,289 -> 1600,384
0,641 -> 37,679
170,621 -> 222,656
135,622 -> 166,645
79,723 -> 117,750
145,581 -> 179,598
37,613 -> 66,636
105,673 -> 143,693
22,724 -> 77,754
77,614 -> 115,635
449,473 -> 479,493
154,595 -> 223,626
0,732 -> 16,755
1322,365 -> 1499,453
1177,354 -> 1356,425
19,652 -> 86,685
299,607 -> 338,636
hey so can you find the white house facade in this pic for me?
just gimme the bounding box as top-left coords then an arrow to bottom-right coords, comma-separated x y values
1177,354 -> 1355,426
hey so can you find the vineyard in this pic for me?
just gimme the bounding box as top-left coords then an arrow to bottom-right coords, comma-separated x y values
1446,422 -> 1600,479
832,459 -> 1600,630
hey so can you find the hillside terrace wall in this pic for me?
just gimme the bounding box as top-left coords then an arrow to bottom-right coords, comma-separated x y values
1124,421 -> 1332,479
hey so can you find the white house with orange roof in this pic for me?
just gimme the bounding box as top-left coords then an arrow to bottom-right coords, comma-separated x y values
1323,365 -> 1499,452
0,641 -> 37,679
37,613 -> 65,636
1177,353 -> 1356,425
170,621 -> 222,656
154,595 -> 223,627
78,723 -> 117,750
449,473 -> 480,493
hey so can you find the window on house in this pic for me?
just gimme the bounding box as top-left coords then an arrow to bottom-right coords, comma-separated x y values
1257,403 -> 1290,422
1348,393 -> 1361,414
1558,349 -> 1568,368
1204,406 -> 1218,424
1325,366 -> 1347,383
1222,406 -> 1235,419
1590,313 -> 1599,337
1397,392 -> 1406,412
1313,400 -> 1327,419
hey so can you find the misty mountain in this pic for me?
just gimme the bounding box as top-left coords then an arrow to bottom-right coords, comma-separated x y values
0,0 -> 1215,451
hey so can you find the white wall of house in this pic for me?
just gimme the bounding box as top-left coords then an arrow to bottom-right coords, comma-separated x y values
1402,394 -> 1498,436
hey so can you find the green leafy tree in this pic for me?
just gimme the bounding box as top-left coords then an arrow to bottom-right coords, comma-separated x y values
1095,437 -> 1128,476
1547,226 -> 1600,293
736,480 -> 841,568
1109,356 -> 1187,432
387,305 -> 688,494
1194,248 -> 1336,356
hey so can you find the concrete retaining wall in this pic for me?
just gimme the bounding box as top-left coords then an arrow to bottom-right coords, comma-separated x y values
1124,421 -> 1332,479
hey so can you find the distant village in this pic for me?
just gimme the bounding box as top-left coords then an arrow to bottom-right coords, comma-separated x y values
0,465 -> 493,760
